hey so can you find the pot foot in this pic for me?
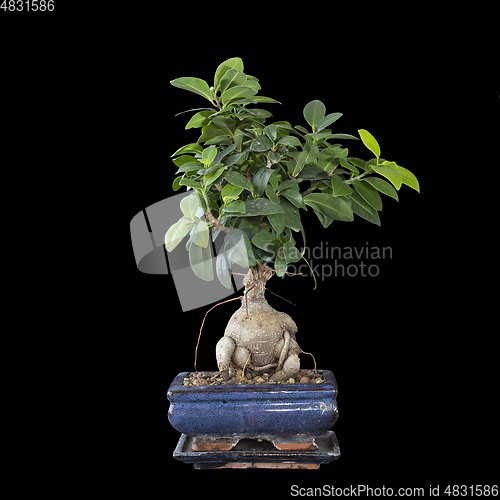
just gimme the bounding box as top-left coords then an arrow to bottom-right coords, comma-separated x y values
191,437 -> 240,452
197,462 -> 320,469
173,431 -> 340,469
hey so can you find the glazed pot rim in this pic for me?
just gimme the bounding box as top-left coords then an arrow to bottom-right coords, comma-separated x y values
168,369 -> 337,396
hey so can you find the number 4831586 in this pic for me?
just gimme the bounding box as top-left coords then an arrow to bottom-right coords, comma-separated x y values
1,0 -> 55,11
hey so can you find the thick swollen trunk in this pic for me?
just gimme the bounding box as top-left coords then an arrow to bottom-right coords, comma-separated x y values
216,265 -> 301,381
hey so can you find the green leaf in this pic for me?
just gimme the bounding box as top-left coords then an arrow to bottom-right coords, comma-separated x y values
223,171 -> 254,193
189,240 -> 214,281
221,86 -> 257,106
306,132 -> 327,143
371,164 -> 403,190
240,198 -> 285,217
242,78 -> 261,91
224,229 -> 256,268
180,193 -> 201,219
216,250 -> 232,289
252,168 -> 273,197
173,155 -> 196,168
201,146 -> 218,166
265,184 -> 280,204
179,178 -> 203,191
279,200 -> 303,232
289,143 -> 320,175
274,253 -> 287,277
190,219 -> 210,248
220,69 -> 247,94
299,142 -> 320,165
264,124 -> 278,142
267,213 -> 285,235
328,146 -> 349,160
363,177 -> 399,201
286,157 -> 300,177
203,166 -> 226,188
268,151 -> 280,163
278,180 -> 299,192
350,193 -> 381,226
280,189 -> 304,209
221,183 -> 243,202
303,100 -> 326,130
353,180 -> 383,211
346,157 -> 367,170
331,175 -> 353,197
312,208 -> 333,229
325,133 -> 359,141
250,135 -> 273,152
223,151 -> 247,167
198,127 -> 230,143
215,143 -> 236,161
393,165 -> 420,192
165,219 -> 189,252
268,172 -> 279,191
298,165 -> 330,180
171,143 -> 203,157
303,193 -> 354,222
283,241 -> 301,264
170,77 -> 214,105
172,176 -> 182,191
252,230 -> 281,255
317,150 -> 339,174
176,161 -> 204,174
316,112 -> 342,132
251,96 -> 281,104
224,200 -> 246,213
214,57 -> 244,92
185,110 -> 212,130
212,116 -> 236,137
358,129 -> 381,158
277,135 -> 301,146
339,158 -> 359,174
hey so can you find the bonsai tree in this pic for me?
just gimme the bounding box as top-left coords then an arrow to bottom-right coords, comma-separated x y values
166,57 -> 419,382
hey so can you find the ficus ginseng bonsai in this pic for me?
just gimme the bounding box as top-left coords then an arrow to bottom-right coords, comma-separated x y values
166,57 -> 419,382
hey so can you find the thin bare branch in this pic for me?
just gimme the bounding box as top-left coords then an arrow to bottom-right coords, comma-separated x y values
265,287 -> 297,306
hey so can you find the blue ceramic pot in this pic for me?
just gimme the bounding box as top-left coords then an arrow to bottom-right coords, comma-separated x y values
167,370 -> 338,440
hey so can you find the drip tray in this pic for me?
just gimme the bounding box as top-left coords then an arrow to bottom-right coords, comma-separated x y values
173,431 -> 340,469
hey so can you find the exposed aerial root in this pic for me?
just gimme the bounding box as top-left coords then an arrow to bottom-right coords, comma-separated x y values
298,349 -> 317,377
195,296 -> 242,373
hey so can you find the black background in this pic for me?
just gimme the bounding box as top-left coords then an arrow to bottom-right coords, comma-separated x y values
2,3 -> 497,495
124,51 -> 497,492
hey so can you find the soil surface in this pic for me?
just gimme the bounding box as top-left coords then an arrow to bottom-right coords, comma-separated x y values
183,370 -> 325,387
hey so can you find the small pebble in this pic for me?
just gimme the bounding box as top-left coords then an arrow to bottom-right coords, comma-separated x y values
182,371 -> 324,386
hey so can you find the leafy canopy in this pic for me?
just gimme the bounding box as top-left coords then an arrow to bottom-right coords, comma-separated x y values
166,57 -> 419,288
